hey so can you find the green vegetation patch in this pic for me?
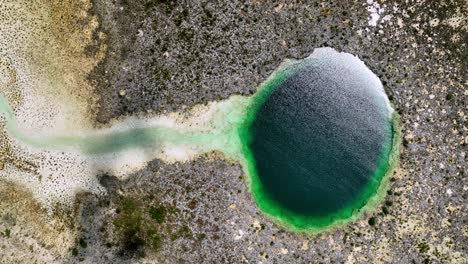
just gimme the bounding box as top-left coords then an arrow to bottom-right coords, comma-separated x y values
149,205 -> 167,223
3,228 -> 11,238
113,197 -> 166,254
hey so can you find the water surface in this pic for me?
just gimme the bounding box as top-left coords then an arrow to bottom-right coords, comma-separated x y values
0,48 -> 399,232
240,48 -> 397,230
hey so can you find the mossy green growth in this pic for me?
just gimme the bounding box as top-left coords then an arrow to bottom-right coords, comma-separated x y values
4,228 -> 10,238
418,241 -> 430,254
113,197 -> 164,253
149,206 -> 167,223
79,238 -> 87,248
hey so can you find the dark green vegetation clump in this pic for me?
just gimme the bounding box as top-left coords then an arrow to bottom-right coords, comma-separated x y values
113,197 -> 166,255
3,228 -> 10,238
111,194 -> 196,257
79,238 -> 88,248
418,242 -> 430,254
368,217 -> 377,226
149,205 -> 167,224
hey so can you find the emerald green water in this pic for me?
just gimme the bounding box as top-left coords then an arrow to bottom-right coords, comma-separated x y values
0,48 -> 399,232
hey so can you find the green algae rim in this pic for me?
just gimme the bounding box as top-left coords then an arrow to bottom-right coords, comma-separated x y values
237,59 -> 402,233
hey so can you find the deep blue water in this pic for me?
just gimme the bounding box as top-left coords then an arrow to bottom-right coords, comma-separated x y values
249,57 -> 392,217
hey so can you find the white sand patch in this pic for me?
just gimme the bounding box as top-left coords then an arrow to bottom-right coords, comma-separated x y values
92,149 -> 151,179
366,0 -> 392,27
161,145 -> 197,163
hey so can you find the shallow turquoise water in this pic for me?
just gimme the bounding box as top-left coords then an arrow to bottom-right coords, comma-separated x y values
0,48 -> 397,231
